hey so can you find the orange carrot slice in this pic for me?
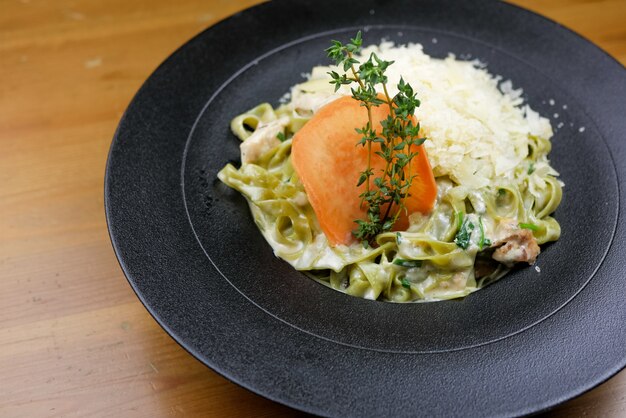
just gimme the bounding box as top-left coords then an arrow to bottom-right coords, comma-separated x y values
291,95 -> 437,246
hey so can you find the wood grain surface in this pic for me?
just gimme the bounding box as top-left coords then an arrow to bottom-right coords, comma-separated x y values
1,0 -> 625,416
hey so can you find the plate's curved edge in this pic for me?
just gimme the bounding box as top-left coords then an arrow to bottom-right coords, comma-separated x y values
532,363 -> 626,417
103,0 -> 279,321
102,2 -> 330,415
100,98 -> 319,418
503,0 -> 626,72
103,0 -> 274,249
103,1 -> 626,416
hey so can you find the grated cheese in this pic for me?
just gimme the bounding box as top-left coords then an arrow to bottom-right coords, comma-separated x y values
289,42 -> 554,189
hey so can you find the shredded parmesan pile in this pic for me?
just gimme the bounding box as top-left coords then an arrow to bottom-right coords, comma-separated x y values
289,42 -> 553,189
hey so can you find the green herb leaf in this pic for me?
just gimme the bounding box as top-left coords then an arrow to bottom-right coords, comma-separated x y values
350,31 -> 362,48
382,219 -> 394,231
519,222 -> 539,231
454,216 -> 475,250
276,132 -> 286,142
394,259 -> 423,268
400,278 -> 411,289
325,41 -> 345,65
478,216 -> 489,250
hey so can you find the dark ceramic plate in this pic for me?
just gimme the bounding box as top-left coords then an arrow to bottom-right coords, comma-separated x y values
105,1 -> 626,416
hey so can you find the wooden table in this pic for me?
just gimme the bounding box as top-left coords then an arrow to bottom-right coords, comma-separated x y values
1,0 -> 625,416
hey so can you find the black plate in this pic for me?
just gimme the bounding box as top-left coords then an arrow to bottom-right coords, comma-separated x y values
105,1 -> 626,416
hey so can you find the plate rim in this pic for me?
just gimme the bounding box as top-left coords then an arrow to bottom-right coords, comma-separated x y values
105,0 -> 626,416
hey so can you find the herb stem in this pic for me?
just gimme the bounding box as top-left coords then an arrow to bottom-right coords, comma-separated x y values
346,51 -> 376,207
326,32 -> 426,243
375,81 -> 399,227
347,52 -> 366,90
382,82 -> 395,118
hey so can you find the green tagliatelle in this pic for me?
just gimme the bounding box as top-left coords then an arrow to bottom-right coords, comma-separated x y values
219,97 -> 562,302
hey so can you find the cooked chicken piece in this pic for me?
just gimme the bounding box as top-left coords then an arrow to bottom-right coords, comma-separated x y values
491,218 -> 540,266
240,116 -> 290,164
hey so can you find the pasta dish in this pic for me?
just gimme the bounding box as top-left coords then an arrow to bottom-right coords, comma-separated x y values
218,37 -> 562,302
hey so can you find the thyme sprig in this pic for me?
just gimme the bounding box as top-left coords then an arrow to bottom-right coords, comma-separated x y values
326,32 -> 426,244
